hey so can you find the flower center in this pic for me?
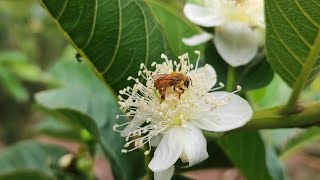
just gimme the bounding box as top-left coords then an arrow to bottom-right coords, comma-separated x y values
113,52 -> 240,155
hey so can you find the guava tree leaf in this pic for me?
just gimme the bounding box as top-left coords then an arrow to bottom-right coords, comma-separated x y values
147,0 -> 204,60
265,0 -> 320,87
39,0 -> 171,94
218,131 -> 285,180
35,59 -> 145,180
0,141 -> 67,180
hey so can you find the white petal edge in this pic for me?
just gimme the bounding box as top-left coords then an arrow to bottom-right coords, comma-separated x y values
120,112 -> 146,137
150,135 -> 162,147
183,3 -> 224,27
148,127 -> 183,172
213,23 -> 259,67
182,32 -> 212,46
154,166 -> 175,180
178,124 -> 209,167
190,92 -> 252,132
189,64 -> 217,90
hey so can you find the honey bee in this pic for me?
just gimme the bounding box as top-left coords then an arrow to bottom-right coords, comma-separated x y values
153,72 -> 191,100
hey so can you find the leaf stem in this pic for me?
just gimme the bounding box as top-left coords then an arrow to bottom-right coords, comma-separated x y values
283,32 -> 320,114
226,65 -> 236,91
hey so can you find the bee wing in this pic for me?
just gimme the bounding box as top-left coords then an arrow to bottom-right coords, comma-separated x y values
152,74 -> 171,80
153,74 -> 182,89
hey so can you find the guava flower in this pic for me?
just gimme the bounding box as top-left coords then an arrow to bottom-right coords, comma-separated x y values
183,0 -> 265,67
113,52 -> 252,179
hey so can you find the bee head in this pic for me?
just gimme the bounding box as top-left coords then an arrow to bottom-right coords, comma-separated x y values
184,78 -> 191,88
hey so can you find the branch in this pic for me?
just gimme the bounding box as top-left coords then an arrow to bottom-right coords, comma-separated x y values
241,102 -> 320,130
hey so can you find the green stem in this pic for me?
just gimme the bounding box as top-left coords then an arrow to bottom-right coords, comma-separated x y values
241,102 -> 320,130
143,151 -> 152,180
226,65 -> 236,91
283,31 -> 320,114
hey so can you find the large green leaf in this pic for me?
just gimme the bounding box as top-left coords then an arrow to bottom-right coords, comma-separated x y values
0,141 -> 67,180
39,0 -> 170,93
147,0 -> 204,60
35,59 -> 145,180
266,0 -> 320,87
218,131 -> 285,180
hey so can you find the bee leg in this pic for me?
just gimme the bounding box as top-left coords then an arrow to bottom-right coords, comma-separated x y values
178,88 -> 184,99
159,88 -> 166,101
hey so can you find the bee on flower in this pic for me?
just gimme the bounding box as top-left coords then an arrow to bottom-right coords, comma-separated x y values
113,52 -> 252,180
183,0 -> 265,67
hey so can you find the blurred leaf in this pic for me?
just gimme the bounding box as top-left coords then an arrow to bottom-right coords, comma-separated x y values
0,66 -> 28,102
218,131 -> 285,180
265,0 -> 320,87
0,51 -> 50,83
281,127 -> 320,159
302,76 -> 320,101
39,0 -> 171,94
0,141 -> 67,180
36,117 -> 83,141
0,51 -> 51,102
262,129 -> 299,154
247,75 -> 291,109
35,59 -> 145,180
147,0 -> 204,60
236,57 -> 274,90
205,42 -> 274,90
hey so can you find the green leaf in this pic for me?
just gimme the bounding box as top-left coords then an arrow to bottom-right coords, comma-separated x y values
0,141 -> 68,180
36,117 -> 83,141
265,0 -> 320,87
218,131 -> 285,180
0,66 -> 29,102
35,59 -> 145,180
281,127 -> 320,159
147,0 -> 204,60
205,42 -> 274,90
39,0 -> 171,94
247,75 -> 291,109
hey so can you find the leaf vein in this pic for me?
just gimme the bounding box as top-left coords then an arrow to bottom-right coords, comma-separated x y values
56,0 -> 68,20
266,5 -> 304,65
273,0 -> 312,47
294,0 -> 320,29
69,0 -> 84,32
82,0 -> 98,49
101,0 -> 122,74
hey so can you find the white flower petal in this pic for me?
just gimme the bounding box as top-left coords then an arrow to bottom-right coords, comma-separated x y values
213,23 -> 259,67
254,28 -> 265,47
120,112 -> 146,137
182,32 -> 212,46
189,64 -> 217,90
191,92 -> 252,132
150,135 -> 162,147
178,124 -> 209,167
148,128 -> 183,172
154,166 -> 175,180
183,3 -> 224,27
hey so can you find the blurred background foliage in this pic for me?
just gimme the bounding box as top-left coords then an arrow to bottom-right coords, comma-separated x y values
0,0 -> 67,144
0,0 -> 320,180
